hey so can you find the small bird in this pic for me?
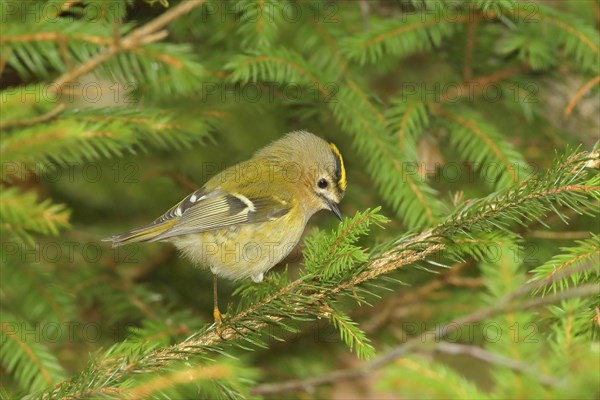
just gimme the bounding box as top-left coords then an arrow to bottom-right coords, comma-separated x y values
103,131 -> 346,325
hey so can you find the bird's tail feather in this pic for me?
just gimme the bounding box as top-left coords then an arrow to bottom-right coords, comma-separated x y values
102,220 -> 177,247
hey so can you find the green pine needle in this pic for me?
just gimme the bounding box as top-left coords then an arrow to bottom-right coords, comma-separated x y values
529,235 -> 600,296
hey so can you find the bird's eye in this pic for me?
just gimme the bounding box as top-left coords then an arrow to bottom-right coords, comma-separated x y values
318,178 -> 328,189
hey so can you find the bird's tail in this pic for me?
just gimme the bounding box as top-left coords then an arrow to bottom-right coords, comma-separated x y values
102,220 -> 177,247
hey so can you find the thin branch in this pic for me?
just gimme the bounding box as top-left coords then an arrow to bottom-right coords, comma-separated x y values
526,230 -> 591,240
251,284 -> 597,395
0,32 -> 113,46
564,75 -> 600,116
463,9 -> 480,81
429,342 -> 559,387
0,104 -> 66,131
360,262 -> 474,332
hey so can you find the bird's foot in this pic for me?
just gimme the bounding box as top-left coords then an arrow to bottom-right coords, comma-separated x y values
213,306 -> 227,338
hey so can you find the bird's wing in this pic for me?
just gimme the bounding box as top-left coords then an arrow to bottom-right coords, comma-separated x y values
148,187 -> 291,241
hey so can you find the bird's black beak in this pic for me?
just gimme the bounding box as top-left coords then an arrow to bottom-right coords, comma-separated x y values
328,200 -> 343,221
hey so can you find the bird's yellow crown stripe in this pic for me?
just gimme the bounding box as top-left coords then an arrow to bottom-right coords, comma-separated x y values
329,143 -> 347,191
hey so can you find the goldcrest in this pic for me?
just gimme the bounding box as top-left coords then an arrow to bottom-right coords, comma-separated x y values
104,131 -> 346,323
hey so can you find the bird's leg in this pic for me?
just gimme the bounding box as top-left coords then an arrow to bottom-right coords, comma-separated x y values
212,273 -> 223,327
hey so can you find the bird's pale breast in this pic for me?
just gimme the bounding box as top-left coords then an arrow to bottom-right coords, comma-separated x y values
169,211 -> 306,282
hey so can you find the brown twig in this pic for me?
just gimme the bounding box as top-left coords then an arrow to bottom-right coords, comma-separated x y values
563,75 -> 600,116
360,262 -> 477,332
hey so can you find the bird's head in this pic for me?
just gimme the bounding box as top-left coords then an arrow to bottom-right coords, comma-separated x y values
256,131 -> 346,220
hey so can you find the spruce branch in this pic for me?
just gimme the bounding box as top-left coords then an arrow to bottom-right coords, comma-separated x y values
2,2 -> 597,398
0,31 -> 114,47
234,0 -> 280,50
328,306 -> 375,360
536,5 -> 600,73
41,149 -> 599,398
119,360 -> 249,400
340,11 -> 461,65
377,354 -> 489,399
225,48 -> 331,97
1,261 -> 76,324
301,13 -> 349,74
496,3 -> 599,73
435,107 -> 527,188
386,99 -> 430,151
0,313 -> 66,393
0,187 -> 70,245
1,107 -> 215,169
528,235 -> 600,295
1,1 -> 208,133
0,85 -> 59,131
51,0 -> 205,91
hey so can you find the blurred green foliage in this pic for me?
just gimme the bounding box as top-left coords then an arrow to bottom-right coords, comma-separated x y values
1,0 -> 598,398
